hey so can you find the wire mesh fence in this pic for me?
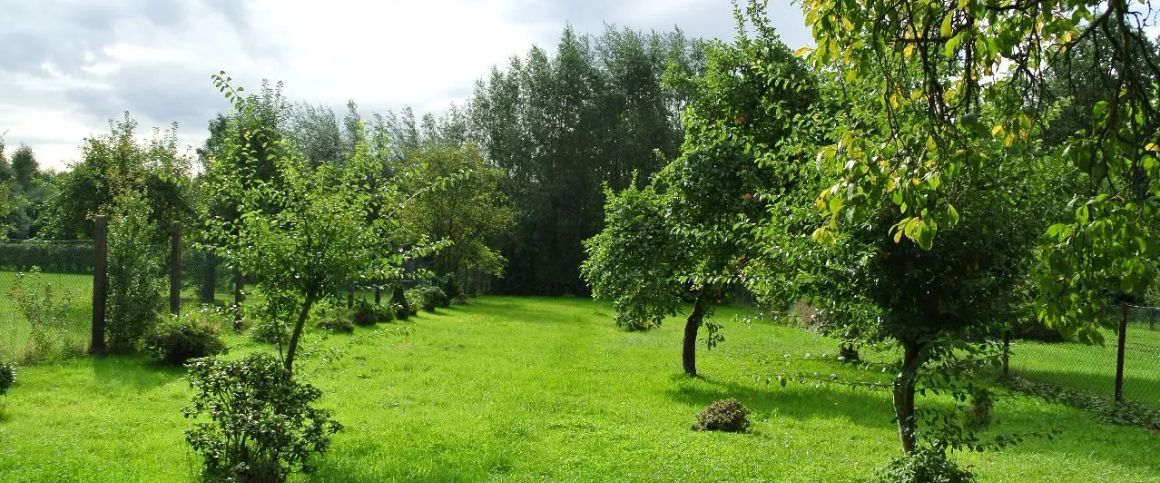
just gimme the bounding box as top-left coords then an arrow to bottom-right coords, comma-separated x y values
0,240 -> 94,363
1007,306 -> 1160,410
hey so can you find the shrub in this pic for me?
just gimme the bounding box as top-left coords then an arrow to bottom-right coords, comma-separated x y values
409,286 -> 447,313
0,361 -> 15,396
105,193 -> 165,353
352,300 -> 394,326
391,285 -> 411,320
146,313 -> 228,365
251,319 -> 287,344
692,398 -> 750,432
315,308 -> 355,334
875,447 -> 976,483
7,267 -> 78,363
185,353 -> 342,483
439,274 -> 461,306
964,388 -> 993,430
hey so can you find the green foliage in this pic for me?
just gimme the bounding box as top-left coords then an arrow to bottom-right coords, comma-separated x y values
351,300 -> 394,326
390,285 -> 411,320
400,143 -> 514,280
964,388 -> 993,431
0,242 -> 94,274
105,192 -> 165,353
314,307 -> 355,334
408,286 -> 447,313
469,26 -> 703,295
0,361 -> 14,396
146,310 -> 228,366
691,398 -> 750,433
874,447 -> 976,483
796,0 -> 1160,342
184,353 -> 342,482
43,113 -> 195,240
582,182 -> 683,331
7,267 -> 78,363
202,73 -> 439,374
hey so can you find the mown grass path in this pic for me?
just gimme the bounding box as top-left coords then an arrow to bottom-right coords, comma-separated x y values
0,296 -> 1156,482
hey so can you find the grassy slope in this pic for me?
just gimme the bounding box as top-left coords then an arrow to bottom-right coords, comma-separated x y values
0,296 -> 1156,482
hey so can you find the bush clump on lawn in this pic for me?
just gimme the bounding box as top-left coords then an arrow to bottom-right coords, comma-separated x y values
185,353 -> 342,483
0,361 -> 15,396
408,286 -> 448,313
692,398 -> 750,432
314,309 -> 355,334
391,285 -> 412,320
352,300 -> 394,326
964,388 -> 993,430
875,447 -> 976,483
146,313 -> 228,365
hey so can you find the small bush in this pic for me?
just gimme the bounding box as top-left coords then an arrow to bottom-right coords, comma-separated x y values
875,447 -> 976,483
315,308 -> 355,334
838,343 -> 860,363
146,313 -> 228,365
692,398 -> 750,432
438,274 -> 460,306
185,353 -> 342,483
964,388 -> 993,430
409,286 -> 448,312
0,361 -> 15,396
251,319 -> 287,344
391,285 -> 411,320
352,300 -> 394,326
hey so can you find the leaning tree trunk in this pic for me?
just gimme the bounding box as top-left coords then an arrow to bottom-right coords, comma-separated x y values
893,340 -> 924,454
683,292 -> 709,377
283,291 -> 319,376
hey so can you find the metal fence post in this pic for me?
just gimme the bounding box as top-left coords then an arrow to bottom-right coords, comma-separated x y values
170,222 -> 182,316
1114,301 -> 1128,402
89,215 -> 108,355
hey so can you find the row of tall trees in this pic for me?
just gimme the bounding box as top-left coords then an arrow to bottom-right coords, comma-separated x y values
469,26 -> 706,295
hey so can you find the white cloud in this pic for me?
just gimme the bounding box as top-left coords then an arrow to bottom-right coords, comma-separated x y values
0,0 -> 809,170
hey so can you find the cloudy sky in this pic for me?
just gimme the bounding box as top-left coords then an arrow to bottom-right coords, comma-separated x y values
0,0 -> 810,170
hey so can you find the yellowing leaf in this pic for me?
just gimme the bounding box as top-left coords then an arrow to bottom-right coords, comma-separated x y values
793,46 -> 813,58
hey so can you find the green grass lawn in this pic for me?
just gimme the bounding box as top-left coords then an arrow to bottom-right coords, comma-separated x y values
0,296 -> 1157,482
1009,325 -> 1160,409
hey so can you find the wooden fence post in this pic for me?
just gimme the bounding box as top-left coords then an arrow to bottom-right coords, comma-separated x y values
90,215 -> 108,355
170,222 -> 182,316
1114,301 -> 1128,402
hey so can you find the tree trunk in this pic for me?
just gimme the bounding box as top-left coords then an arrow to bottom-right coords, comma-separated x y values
683,292 -> 708,377
283,291 -> 318,375
893,340 -> 924,454
199,252 -> 216,303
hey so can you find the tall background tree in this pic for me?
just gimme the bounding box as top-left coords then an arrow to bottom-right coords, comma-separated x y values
469,26 -> 705,295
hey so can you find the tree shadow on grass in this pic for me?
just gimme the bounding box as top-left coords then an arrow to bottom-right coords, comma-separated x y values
666,373 -> 897,431
88,354 -> 187,390
1010,368 -> 1160,410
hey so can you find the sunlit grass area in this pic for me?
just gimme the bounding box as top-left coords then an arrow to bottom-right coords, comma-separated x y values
0,297 -> 1156,482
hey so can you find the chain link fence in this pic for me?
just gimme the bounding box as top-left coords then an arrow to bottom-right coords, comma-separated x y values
0,240 -> 94,363
1007,306 -> 1160,410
